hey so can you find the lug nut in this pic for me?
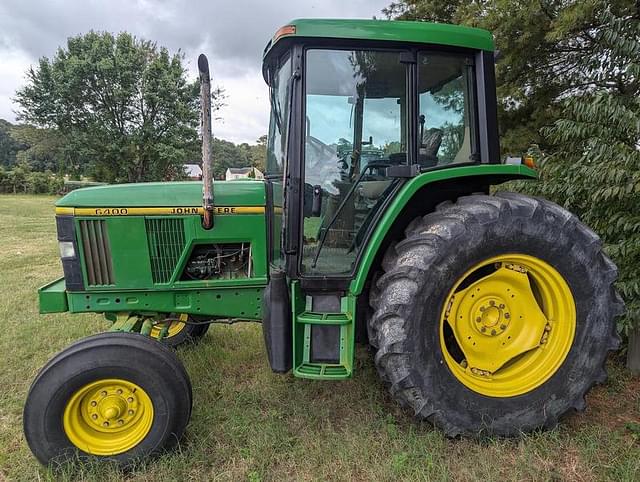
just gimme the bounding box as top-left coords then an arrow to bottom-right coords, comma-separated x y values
128,409 -> 134,415
489,300 -> 495,306
101,391 -> 107,397
480,306 -> 485,312
90,401 -> 97,407
127,397 -> 134,403
91,414 -> 98,420
118,419 -> 124,425
117,389 -> 123,394
500,324 -> 507,330
103,422 -> 109,427
499,303 -> 505,309
491,329 -> 496,336
504,313 -> 511,319
481,327 -> 487,333
476,317 -> 482,323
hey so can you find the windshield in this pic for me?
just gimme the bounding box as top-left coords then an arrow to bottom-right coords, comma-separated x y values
266,54 -> 292,178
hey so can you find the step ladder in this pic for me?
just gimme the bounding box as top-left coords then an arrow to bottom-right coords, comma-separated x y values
291,283 -> 355,380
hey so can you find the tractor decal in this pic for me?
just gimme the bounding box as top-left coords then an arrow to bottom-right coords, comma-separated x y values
54,206 -> 266,216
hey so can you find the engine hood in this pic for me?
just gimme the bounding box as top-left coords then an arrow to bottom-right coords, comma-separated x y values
56,180 -> 266,207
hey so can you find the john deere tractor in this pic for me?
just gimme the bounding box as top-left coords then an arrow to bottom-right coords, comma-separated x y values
24,19 -> 623,466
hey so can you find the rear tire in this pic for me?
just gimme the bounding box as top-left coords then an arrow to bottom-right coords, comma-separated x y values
369,193 -> 623,436
24,332 -> 192,467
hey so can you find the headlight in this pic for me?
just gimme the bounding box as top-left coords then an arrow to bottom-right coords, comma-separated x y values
59,241 -> 76,259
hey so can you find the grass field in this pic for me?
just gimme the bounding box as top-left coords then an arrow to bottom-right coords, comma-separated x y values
1,193 -> 639,481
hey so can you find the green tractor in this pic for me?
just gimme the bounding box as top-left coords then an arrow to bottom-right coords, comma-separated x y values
24,19 -> 623,467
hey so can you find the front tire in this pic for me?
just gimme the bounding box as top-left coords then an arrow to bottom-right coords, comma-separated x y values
24,333 -> 192,467
369,193 -> 623,436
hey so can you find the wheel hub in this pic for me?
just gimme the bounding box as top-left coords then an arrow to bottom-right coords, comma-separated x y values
475,299 -> 510,336
84,384 -> 141,431
440,254 -> 576,397
63,378 -> 153,455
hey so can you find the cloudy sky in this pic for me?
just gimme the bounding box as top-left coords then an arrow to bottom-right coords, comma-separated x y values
0,0 -> 391,144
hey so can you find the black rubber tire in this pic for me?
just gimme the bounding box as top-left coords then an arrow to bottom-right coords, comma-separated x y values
369,192 -> 623,437
157,317 -> 210,348
24,332 -> 192,467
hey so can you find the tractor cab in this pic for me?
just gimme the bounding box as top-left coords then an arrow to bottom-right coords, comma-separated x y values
262,20 -> 497,280
259,19 -> 504,378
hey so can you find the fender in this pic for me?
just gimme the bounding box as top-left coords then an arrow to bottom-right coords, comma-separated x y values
349,163 -> 537,295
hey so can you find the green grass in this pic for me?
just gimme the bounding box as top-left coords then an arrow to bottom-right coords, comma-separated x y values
1,193 -> 639,481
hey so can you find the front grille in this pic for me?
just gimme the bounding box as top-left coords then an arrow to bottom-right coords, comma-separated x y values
78,220 -> 115,286
146,218 -> 186,284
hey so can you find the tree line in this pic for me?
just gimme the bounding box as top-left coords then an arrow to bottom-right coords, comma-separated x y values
0,31 -> 266,190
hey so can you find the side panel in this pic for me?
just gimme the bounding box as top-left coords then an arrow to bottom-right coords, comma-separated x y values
99,217 -> 153,288
46,182 -> 270,319
66,285 -> 264,320
349,164 -> 537,295
73,212 -> 268,292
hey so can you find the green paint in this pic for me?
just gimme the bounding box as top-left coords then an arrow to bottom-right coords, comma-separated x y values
77,216 -> 153,289
265,19 -> 494,59
44,181 -> 269,319
38,278 -> 68,313
72,213 -> 268,293
292,281 -> 356,380
349,164 -> 537,295
67,284 -> 265,320
57,180 -> 266,207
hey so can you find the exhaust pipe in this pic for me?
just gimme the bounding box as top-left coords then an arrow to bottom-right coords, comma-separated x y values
198,54 -> 214,229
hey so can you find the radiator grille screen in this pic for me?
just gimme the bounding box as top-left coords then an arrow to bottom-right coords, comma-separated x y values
78,220 -> 115,286
146,218 -> 186,284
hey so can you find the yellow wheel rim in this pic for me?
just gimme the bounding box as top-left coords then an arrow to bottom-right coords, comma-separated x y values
150,314 -> 188,339
440,254 -> 576,397
63,378 -> 154,455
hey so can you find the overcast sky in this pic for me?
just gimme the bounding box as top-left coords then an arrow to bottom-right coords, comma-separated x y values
0,0 -> 390,144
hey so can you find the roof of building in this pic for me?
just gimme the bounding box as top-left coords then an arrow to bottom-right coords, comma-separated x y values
226,167 -> 254,175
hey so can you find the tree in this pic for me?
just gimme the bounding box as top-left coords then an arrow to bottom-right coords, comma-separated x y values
10,125 -> 63,172
238,135 -> 268,173
211,138 -> 250,179
384,0 -> 638,155
14,31 -> 216,183
0,119 -> 23,168
522,10 -> 640,370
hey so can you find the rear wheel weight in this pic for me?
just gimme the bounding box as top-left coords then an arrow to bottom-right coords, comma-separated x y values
440,253 -> 576,398
369,192 -> 623,437
23,332 -> 192,467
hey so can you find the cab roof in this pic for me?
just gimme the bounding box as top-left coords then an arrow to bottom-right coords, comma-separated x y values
263,18 -> 495,62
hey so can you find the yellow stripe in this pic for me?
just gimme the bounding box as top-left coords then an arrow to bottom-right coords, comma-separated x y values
55,206 -> 265,216
55,207 -> 75,215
